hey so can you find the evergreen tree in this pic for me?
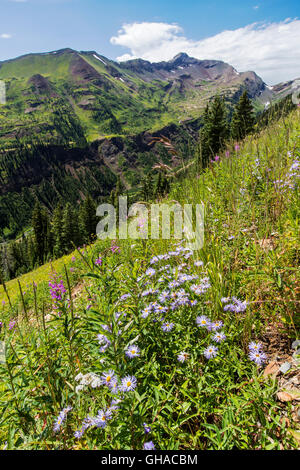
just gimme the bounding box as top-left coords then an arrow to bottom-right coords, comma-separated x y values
80,194 -> 97,242
32,201 -> 49,264
141,173 -> 154,201
62,203 -> 76,253
52,203 -> 64,258
199,96 -> 228,167
231,90 -> 255,140
154,173 -> 163,199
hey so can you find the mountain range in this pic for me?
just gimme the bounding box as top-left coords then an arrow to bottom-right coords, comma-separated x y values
0,48 -> 297,238
0,48 -> 284,143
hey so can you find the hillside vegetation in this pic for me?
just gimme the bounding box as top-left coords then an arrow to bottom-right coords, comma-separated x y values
0,108 -> 299,450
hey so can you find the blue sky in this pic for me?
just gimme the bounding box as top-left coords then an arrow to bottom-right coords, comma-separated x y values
0,0 -> 299,83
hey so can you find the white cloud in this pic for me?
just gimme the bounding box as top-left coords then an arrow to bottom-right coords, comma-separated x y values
110,19 -> 300,84
0,34 -> 12,39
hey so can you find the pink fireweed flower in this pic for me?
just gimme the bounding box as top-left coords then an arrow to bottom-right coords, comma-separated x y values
111,241 -> 120,254
48,272 -> 66,302
8,320 -> 16,330
95,257 -> 102,266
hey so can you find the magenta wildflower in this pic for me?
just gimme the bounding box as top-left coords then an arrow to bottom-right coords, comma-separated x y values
8,320 -> 16,331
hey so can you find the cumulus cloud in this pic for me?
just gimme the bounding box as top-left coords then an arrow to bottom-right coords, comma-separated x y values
110,19 -> 300,84
0,34 -> 12,39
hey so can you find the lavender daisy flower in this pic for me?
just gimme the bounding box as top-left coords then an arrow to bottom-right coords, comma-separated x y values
53,406 -> 72,433
144,441 -> 156,450
143,423 -> 151,434
177,351 -> 189,363
212,332 -> 226,343
249,341 -> 263,352
203,345 -> 218,359
120,293 -> 131,301
161,322 -> 174,332
125,344 -> 140,358
249,350 -> 267,365
196,315 -> 211,329
94,409 -> 112,428
211,320 -> 223,331
74,428 -> 85,439
101,370 -> 116,386
146,268 -> 156,277
121,375 -> 137,392
194,260 -> 204,267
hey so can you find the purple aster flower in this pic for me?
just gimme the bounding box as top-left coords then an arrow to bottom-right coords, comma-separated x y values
8,320 -> 17,330
212,332 -> 226,343
177,351 -> 189,363
144,441 -> 156,450
95,257 -> 102,266
120,293 -> 131,301
125,344 -> 140,358
196,315 -> 211,329
143,423 -> 151,434
94,409 -> 112,428
249,350 -> 267,365
120,375 -> 137,392
203,345 -> 218,359
194,260 -> 204,267
101,370 -> 116,386
211,320 -> 223,331
53,406 -> 72,433
249,341 -> 263,352
74,428 -> 85,439
161,322 -> 174,332
146,268 -> 156,277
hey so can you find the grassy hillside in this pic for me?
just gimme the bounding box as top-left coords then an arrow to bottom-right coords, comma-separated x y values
0,108 -> 299,450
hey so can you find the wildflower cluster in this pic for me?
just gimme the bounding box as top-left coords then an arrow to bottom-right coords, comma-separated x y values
53,406 -> 72,433
49,271 -> 66,306
221,296 -> 248,313
248,342 -> 267,366
274,155 -> 299,192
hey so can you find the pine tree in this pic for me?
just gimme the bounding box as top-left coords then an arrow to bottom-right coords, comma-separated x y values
199,96 -> 228,167
231,90 -> 255,140
52,203 -> 64,258
62,203 -> 76,253
141,173 -> 154,201
80,194 -> 97,243
32,201 -> 49,264
154,173 -> 163,199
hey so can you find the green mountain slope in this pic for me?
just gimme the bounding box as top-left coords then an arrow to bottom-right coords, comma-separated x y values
0,48 -> 296,239
0,48 -> 275,144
